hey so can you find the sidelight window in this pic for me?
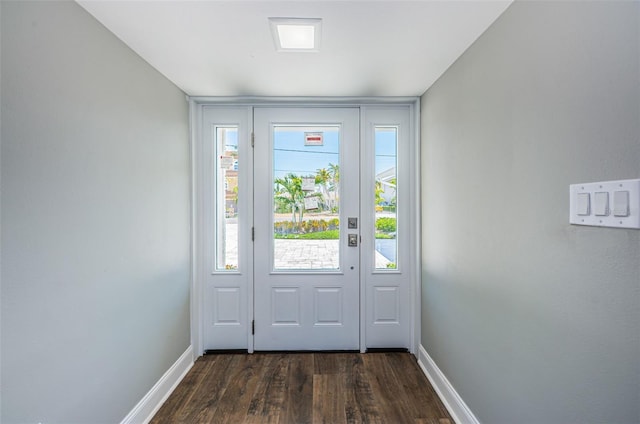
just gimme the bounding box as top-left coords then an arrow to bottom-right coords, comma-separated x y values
374,127 -> 398,270
214,126 -> 239,271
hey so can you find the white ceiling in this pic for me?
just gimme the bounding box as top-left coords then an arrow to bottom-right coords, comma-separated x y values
77,0 -> 512,97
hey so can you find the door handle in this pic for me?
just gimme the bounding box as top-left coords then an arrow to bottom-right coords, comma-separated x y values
348,233 -> 358,247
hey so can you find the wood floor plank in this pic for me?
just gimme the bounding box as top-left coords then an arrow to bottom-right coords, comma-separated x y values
151,354 -> 235,424
313,352 -> 349,375
243,353 -> 289,424
414,419 -> 454,424
343,354 -> 383,424
149,356 -> 212,423
386,353 -> 452,420
362,353 -> 416,424
312,374 -> 346,424
211,355 -> 266,423
180,355 -> 242,423
151,352 -> 453,424
282,353 -> 313,424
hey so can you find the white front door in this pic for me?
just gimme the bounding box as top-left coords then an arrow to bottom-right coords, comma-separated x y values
253,108 -> 360,350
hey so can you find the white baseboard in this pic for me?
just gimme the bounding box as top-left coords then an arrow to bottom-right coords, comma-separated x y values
120,345 -> 194,424
417,344 -> 480,424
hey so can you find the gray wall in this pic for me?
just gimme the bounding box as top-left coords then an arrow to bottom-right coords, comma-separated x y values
421,1 -> 639,423
1,1 -> 191,423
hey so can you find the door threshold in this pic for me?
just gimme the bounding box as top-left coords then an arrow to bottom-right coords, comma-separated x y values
253,350 -> 360,354
204,349 -> 249,355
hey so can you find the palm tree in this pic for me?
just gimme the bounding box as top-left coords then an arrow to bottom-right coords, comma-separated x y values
315,168 -> 331,211
375,180 -> 384,209
328,163 -> 340,186
388,177 -> 397,210
274,173 -> 304,224
328,163 -> 340,211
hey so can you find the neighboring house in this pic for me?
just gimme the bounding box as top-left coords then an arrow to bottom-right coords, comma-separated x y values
376,167 -> 396,205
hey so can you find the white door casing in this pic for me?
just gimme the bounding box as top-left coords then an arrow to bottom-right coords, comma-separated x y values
193,99 -> 418,355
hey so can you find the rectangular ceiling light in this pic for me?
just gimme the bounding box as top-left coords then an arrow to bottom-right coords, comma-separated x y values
269,18 -> 322,52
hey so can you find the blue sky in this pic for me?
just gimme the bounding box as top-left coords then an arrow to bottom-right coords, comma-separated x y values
374,128 -> 397,175
221,126 -> 397,179
273,127 -> 396,179
274,128 -> 340,179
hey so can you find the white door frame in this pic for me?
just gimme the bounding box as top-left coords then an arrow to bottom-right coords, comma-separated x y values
189,97 -> 421,358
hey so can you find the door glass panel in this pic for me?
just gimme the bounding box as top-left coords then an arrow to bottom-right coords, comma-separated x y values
374,127 -> 397,269
215,126 -> 239,271
272,125 -> 340,270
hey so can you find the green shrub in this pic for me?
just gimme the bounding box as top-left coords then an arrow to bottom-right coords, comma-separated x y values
275,230 -> 339,240
375,217 -> 396,232
274,218 -> 340,235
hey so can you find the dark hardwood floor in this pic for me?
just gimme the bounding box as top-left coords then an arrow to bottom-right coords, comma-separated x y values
150,352 -> 453,424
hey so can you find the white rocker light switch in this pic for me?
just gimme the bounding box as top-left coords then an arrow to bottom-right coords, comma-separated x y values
593,192 -> 609,216
613,191 -> 630,217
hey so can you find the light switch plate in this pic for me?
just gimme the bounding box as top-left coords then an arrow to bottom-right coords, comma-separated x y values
570,179 -> 640,229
